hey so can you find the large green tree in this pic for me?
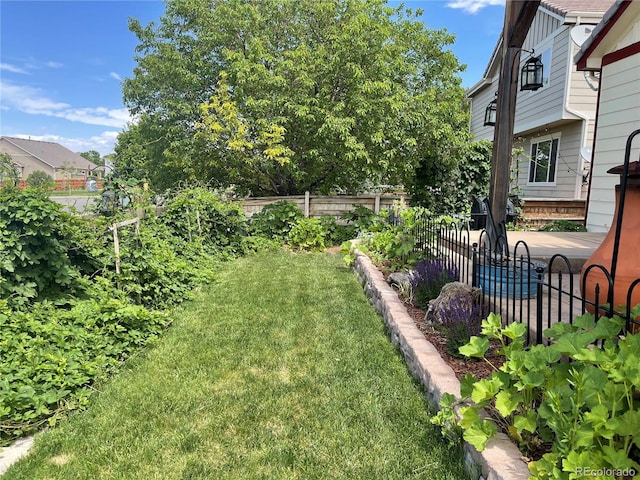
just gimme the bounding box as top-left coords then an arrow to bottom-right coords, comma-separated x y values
119,0 -> 470,195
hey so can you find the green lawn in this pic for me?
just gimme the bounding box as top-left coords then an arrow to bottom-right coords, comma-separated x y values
3,251 -> 467,480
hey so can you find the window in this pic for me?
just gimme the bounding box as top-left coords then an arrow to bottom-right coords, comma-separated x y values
529,137 -> 559,184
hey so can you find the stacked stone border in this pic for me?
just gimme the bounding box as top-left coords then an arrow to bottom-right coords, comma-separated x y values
352,250 -> 530,480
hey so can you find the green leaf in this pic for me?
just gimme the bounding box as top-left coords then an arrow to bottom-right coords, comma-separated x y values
458,336 -> 489,358
462,420 -> 497,452
495,390 -> 523,417
513,410 -> 537,433
460,373 -> 477,400
471,376 -> 503,404
553,331 -> 598,356
502,322 -> 527,341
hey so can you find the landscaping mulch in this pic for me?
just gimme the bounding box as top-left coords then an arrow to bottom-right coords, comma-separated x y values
404,304 -> 504,381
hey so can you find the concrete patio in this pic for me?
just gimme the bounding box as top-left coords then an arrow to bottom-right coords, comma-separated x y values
467,230 -> 606,273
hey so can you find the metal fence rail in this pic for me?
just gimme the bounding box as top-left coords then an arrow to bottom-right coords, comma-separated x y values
393,211 -> 640,344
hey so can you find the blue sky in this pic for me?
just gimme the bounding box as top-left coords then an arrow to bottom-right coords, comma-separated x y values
0,0 -> 505,156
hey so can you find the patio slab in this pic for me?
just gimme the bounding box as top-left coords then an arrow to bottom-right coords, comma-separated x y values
468,231 -> 606,273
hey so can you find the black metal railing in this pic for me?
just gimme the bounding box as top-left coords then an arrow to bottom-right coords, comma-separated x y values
391,210 -> 640,345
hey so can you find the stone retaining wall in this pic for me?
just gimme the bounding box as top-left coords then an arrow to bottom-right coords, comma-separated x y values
352,250 -> 530,480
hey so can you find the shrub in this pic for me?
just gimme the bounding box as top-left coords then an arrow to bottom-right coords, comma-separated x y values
341,205 -> 385,234
249,200 -> 302,241
361,228 -> 415,271
318,215 -> 356,245
288,217 -> 327,251
26,171 -> 54,190
409,258 -> 459,309
161,187 -> 247,252
539,219 -> 587,232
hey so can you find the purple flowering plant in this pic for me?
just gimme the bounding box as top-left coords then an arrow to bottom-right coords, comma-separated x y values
409,257 -> 459,309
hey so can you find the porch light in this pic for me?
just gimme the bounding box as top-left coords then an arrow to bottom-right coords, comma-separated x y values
520,55 -> 544,91
484,97 -> 497,127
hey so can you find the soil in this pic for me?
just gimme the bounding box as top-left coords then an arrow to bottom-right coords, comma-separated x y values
404,303 -> 504,381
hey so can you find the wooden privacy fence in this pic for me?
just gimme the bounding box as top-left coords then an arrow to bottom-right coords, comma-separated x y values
241,192 -> 410,219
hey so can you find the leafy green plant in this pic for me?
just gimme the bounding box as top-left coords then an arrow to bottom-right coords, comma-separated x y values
287,217 -> 327,251
433,312 -> 640,479
539,220 -> 587,232
319,215 -> 356,245
0,153 -> 20,188
161,186 -> 247,253
248,200 -> 302,241
0,187 -> 86,306
341,205 -> 385,234
360,228 -> 416,271
0,291 -> 169,443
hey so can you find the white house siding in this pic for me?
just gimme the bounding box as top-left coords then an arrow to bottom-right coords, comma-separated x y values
586,52 -> 640,232
469,78 -> 499,141
514,27 -> 572,135
513,120 -> 584,199
525,8 -> 562,47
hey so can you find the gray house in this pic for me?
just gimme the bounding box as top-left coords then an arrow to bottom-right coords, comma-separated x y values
467,0 -> 615,225
0,136 -> 97,181
575,0 -> 640,232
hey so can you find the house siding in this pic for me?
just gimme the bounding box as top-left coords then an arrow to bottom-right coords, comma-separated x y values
513,121 -> 584,199
586,52 -> 640,232
567,42 -> 600,115
515,26 -> 572,134
469,78 -> 499,141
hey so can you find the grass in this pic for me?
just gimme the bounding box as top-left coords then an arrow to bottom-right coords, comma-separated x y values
3,251 -> 467,480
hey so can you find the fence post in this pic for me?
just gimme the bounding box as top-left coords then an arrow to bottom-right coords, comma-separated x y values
304,191 -> 310,218
536,266 -> 544,345
374,194 -> 380,214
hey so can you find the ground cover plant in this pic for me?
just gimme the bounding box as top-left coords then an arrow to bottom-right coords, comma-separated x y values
3,252 -> 468,480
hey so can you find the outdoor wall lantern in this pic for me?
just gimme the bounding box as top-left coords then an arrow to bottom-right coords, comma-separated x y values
520,53 -> 544,91
483,96 -> 497,127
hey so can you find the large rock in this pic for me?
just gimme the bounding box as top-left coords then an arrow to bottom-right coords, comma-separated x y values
387,271 -> 411,288
425,282 -> 482,325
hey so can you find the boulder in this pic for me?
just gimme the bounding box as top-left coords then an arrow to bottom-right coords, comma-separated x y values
424,281 -> 482,325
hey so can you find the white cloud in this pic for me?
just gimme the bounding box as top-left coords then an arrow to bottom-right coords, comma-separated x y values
110,72 -> 122,81
446,0 -> 504,14
57,107 -> 130,128
0,81 -> 131,128
12,131 -> 121,156
46,61 -> 64,69
0,63 -> 28,74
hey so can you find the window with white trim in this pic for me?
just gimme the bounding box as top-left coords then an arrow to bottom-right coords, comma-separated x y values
528,136 -> 559,184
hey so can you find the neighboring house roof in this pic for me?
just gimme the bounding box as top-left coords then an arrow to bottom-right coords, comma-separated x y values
467,0 -> 616,97
543,0 -> 617,17
575,0 -> 636,70
0,136 -> 97,170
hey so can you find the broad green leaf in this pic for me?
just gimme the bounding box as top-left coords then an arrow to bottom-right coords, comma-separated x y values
471,376 -> 503,404
513,410 -> 537,433
495,390 -> 523,417
462,420 -> 497,452
458,336 -> 489,358
502,322 -> 527,340
460,373 -> 476,400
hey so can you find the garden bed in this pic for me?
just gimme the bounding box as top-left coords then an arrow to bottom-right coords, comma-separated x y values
352,249 -> 531,480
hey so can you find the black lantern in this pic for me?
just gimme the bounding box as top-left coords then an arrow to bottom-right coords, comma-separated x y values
520,55 -> 544,91
483,98 -> 497,126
